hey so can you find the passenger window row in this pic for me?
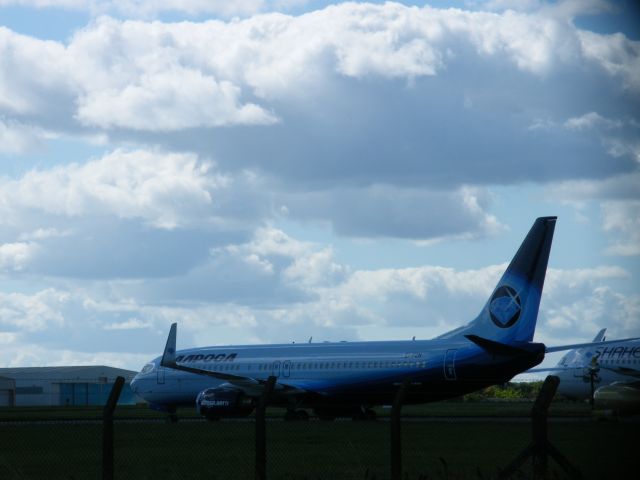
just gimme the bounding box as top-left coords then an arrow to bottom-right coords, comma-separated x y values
195,360 -> 428,373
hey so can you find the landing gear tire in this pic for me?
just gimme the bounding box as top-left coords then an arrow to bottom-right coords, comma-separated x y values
295,409 -> 309,421
285,409 -> 310,421
353,409 -> 377,421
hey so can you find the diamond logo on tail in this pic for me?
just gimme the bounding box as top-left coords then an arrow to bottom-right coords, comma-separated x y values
489,285 -> 521,328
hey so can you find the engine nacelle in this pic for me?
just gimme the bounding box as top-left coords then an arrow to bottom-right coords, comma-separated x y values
593,381 -> 640,415
195,386 -> 255,420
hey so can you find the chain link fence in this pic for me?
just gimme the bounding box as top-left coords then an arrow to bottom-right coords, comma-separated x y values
0,377 -> 635,479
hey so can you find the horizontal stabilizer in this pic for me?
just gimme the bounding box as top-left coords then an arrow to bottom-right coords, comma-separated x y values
465,334 -> 529,356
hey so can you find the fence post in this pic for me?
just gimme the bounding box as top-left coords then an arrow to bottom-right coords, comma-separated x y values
499,375 -> 583,480
255,376 -> 276,480
531,374 -> 557,477
391,378 -> 411,480
102,376 -> 125,480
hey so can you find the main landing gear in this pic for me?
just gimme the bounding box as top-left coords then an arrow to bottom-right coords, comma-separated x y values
166,405 -> 178,424
284,409 -> 310,421
352,408 -> 377,421
313,407 -> 378,421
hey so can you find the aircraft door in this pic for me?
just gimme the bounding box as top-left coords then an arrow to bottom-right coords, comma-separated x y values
157,367 -> 165,385
444,349 -> 457,381
272,361 -> 281,377
283,360 -> 291,378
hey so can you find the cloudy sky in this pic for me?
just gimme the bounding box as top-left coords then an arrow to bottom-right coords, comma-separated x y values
0,0 -> 638,373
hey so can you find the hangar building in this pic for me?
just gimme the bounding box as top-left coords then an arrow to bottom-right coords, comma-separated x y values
0,366 -> 139,407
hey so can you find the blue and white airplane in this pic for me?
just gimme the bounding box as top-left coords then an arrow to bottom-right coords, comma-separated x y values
531,328 -> 640,414
130,217 -> 636,420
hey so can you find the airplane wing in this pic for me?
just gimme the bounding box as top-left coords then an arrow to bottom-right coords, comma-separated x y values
525,367 -> 573,373
545,337 -> 640,353
527,365 -> 640,376
160,323 -> 305,396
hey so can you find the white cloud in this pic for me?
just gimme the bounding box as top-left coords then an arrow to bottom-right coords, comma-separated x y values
103,318 -> 152,330
18,228 -> 72,241
0,230 -> 637,369
544,265 -> 629,292
0,288 -> 69,332
223,227 -> 348,289
0,3 -> 633,134
579,30 -> 640,93
543,285 -> 640,339
549,173 -> 640,202
560,111 -> 640,176
0,332 -> 18,344
235,227 -> 312,258
0,3 -> 634,211
0,2 -> 638,369
0,149 -> 224,229
0,118 -> 46,154
0,27 -> 73,116
75,65 -> 278,130
601,200 -> 640,256
0,242 -> 38,271
605,138 -> 640,163
283,246 -> 346,288
0,342 -> 151,369
547,175 -> 640,256
564,111 -> 624,130
0,148 -> 282,279
280,185 -> 502,240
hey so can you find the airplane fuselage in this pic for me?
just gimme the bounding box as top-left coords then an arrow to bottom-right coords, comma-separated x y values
131,338 -> 545,410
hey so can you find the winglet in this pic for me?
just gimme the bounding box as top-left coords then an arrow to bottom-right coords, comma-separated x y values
161,323 -> 178,368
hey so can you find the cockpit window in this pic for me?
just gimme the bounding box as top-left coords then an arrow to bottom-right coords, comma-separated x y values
140,363 -> 155,375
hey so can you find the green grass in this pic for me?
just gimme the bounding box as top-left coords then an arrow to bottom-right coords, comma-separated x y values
0,411 -> 634,479
0,399 -> 593,422
389,399 -> 593,418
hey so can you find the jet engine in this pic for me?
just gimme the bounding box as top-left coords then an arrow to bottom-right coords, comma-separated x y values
195,386 -> 255,420
593,381 -> 640,415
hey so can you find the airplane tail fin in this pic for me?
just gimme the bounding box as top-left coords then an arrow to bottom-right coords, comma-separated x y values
555,328 -> 606,367
439,216 -> 557,344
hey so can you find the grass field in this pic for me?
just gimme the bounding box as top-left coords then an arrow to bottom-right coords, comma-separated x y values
0,399 -> 593,422
0,402 -> 633,479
